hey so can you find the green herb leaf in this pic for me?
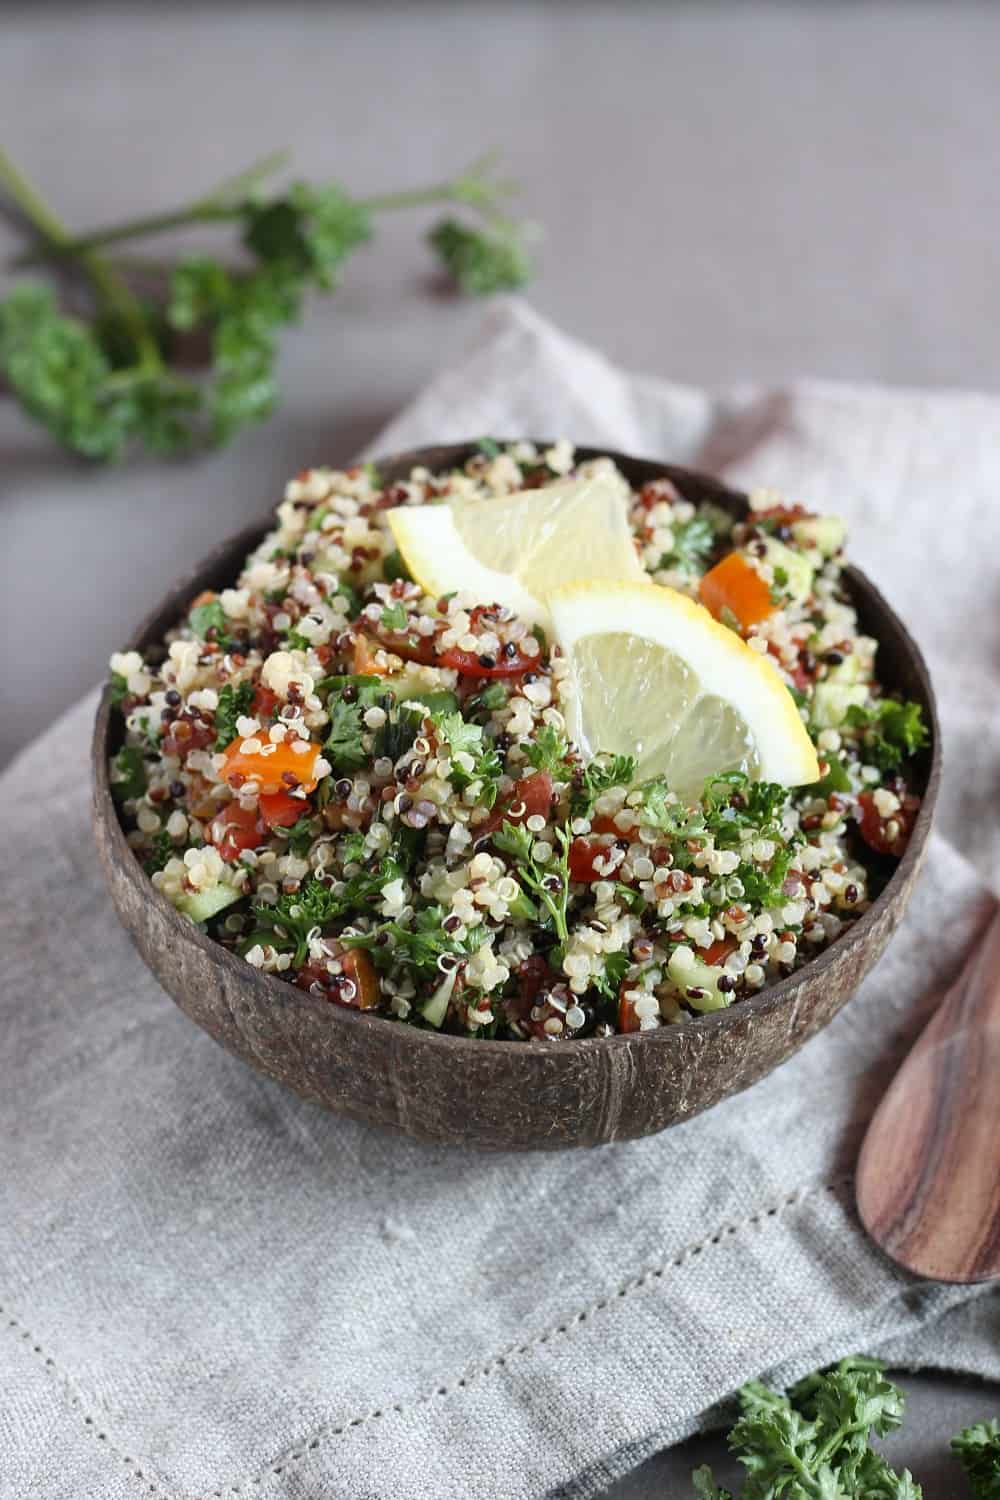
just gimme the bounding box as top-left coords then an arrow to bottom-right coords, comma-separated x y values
592,950 -> 630,1001
522,724 -> 571,775
952,1420 -> 1000,1499
380,601 -> 409,632
476,437 -> 502,459
382,549 -> 411,583
252,877 -> 344,964
808,754 -> 852,799
571,753 -> 638,818
343,902 -> 484,978
493,820 -> 571,942
110,745 -> 147,802
844,699 -> 930,771
283,815 -> 321,857
189,598 -> 229,640
322,675 -> 389,774
659,513 -> 717,577
432,710 -> 502,806
214,680 -> 255,749
109,671 -> 129,705
143,828 -> 174,875
429,217 -> 532,295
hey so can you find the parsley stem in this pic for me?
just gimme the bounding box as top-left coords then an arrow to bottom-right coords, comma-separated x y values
8,156 -> 511,268
7,149 -> 290,268
0,146 -> 163,372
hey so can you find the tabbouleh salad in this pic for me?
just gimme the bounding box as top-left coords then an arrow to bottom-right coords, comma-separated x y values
108,441 -> 928,1040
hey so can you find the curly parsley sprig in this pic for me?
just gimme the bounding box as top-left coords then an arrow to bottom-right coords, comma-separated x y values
0,146 -> 535,461
693,1356 -> 1000,1499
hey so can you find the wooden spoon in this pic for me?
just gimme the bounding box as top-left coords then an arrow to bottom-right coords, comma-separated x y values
857,907 -> 1000,1283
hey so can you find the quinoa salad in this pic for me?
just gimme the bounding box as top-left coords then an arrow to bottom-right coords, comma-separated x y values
108,441 -> 929,1040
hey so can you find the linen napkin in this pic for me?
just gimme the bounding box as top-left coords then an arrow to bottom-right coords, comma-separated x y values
2,302 -> 998,1500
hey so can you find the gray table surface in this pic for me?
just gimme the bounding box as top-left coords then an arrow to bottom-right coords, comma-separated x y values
3,3 -> 998,1493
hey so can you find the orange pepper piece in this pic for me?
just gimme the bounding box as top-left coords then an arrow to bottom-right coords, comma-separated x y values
341,949 -> 380,1010
352,634 -> 384,675
698,552 -> 775,629
221,735 -> 320,796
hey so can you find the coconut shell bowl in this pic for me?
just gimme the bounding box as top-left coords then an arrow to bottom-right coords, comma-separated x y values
92,444 -> 939,1150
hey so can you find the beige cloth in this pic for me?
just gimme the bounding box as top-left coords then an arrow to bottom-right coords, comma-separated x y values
2,302 -> 997,1500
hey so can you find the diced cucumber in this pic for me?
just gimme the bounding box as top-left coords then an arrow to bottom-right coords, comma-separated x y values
419,966 -> 459,1028
826,651 -> 865,685
176,883 -> 242,924
763,538 -> 814,604
791,514 -> 847,558
401,689 -> 460,717
667,945 -> 733,1012
812,681 -> 868,729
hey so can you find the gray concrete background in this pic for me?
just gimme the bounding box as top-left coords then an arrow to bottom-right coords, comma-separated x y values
2,2 -> 998,1492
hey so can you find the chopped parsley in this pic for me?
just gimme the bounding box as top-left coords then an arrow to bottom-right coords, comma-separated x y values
110,745 -> 146,802
282,815 -> 321,857
432,711 -> 502,806
808,754 -> 852,799
333,581 -> 362,618
522,724 -> 572,775
344,903 -> 485,977
143,828 -> 174,875
571,753 -> 638,817
323,675 -> 388,775
493,820 -> 571,942
382,550 -> 411,583
188,598 -> 229,641
374,703 -> 424,763
475,437 -> 502,459
379,600 -> 409,632
659,512 -> 719,577
591,950 -> 630,1001
109,671 -> 129,705
845,698 -> 929,771
214,680 -> 255,749
951,1419 -> 1000,1499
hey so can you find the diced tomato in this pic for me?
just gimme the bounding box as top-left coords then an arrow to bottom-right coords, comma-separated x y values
476,771 -> 554,842
208,802 -> 263,862
258,790 -> 309,829
340,949 -> 380,1010
252,685 -> 279,721
618,983 -> 642,1033
697,936 -> 737,966
589,813 -> 620,835
375,630 -> 439,666
857,789 -> 920,858
568,835 -> 615,883
221,735 -> 320,796
438,643 -> 535,678
753,504 -> 810,527
699,551 -> 775,630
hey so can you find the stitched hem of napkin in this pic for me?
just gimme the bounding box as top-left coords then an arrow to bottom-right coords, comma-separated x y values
2,1176 -> 851,1500
203,1174 -> 855,1498
1,1301 -> 172,1499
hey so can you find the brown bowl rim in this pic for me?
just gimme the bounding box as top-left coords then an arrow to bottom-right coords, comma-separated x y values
92,441 -> 941,1058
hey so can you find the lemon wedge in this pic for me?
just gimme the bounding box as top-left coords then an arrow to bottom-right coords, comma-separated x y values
385,473 -> 644,627
549,580 -> 819,803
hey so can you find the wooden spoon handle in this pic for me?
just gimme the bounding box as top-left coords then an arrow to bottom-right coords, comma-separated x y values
857,909 -> 1000,1283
